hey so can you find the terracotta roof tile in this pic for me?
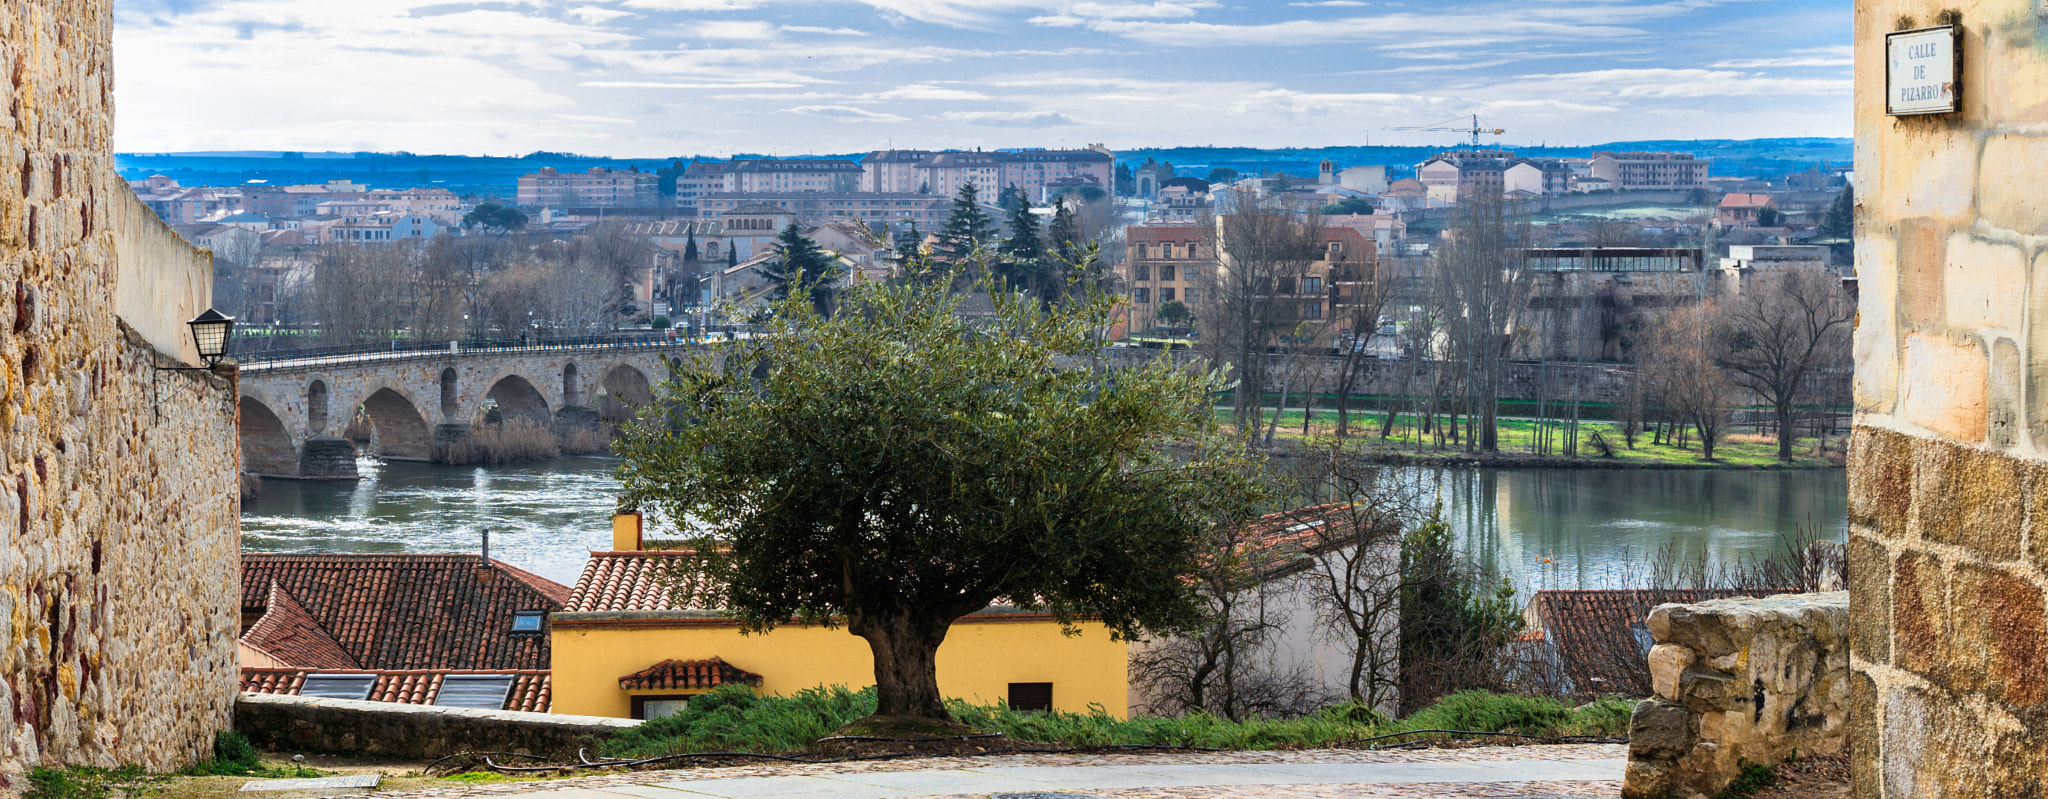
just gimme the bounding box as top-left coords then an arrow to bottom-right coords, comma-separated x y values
242,584 -> 359,669
619,658 -> 763,691
239,668 -> 552,712
567,551 -> 703,612
1534,589 -> 1782,696
241,554 -> 570,672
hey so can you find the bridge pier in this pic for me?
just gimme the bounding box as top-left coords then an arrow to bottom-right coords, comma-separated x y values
555,406 -> 601,430
433,423 -> 473,464
299,435 -> 360,480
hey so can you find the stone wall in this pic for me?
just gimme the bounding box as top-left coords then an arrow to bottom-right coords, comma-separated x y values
234,694 -> 638,761
1,0 -> 242,791
1851,1 -> 2048,796
1622,592 -> 1849,799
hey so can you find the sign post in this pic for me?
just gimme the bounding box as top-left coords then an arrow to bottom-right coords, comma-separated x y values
1887,25 -> 1960,116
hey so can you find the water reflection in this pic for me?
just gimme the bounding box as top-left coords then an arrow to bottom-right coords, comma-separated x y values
243,458 -> 1847,593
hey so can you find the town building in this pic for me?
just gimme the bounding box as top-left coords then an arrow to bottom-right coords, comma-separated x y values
547,516 -> 1129,720
1716,193 -> 1779,227
235,553 -> 571,712
859,148 -> 1114,202
1124,225 -> 1214,331
327,212 -> 440,243
696,192 -> 957,228
1503,158 -> 1576,196
674,162 -> 732,209
1416,150 -> 1513,202
518,166 -> 661,209
1123,220 -> 1379,344
725,158 -> 864,193
1514,248 -> 1707,361
1587,151 -> 1709,191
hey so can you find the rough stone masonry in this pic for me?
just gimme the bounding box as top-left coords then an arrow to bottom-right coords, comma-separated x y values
1,0 -> 241,792
1852,0 -> 2048,796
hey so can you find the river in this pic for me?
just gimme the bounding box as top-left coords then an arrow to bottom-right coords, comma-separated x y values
241,457 -> 1848,590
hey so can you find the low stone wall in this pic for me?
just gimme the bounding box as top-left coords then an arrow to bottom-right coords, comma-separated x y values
1622,592 -> 1849,799
235,694 -> 639,761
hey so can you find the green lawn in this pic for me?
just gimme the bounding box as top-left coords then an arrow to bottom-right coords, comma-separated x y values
1217,408 -> 1843,468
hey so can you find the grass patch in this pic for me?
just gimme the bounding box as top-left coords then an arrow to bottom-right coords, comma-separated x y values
599,685 -> 1634,758
26,766 -> 159,799
178,732 -> 324,779
1715,760 -> 1778,798
1218,408 -> 1842,467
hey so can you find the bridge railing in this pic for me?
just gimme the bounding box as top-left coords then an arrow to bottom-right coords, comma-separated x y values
236,332 -> 697,371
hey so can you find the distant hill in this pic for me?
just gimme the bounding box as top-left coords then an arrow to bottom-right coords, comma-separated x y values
114,138 -> 1852,197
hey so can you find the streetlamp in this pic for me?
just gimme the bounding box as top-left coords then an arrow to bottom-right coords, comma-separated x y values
154,308 -> 235,420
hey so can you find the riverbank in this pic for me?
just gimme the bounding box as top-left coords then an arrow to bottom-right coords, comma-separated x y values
1226,410 -> 1846,469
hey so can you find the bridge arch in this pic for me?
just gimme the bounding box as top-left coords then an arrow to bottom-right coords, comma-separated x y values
594,363 -> 655,422
239,396 -> 298,476
484,374 -> 552,426
346,384 -> 434,462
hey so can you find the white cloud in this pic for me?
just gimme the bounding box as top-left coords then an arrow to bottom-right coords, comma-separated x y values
582,81 -> 808,88
1498,68 -> 1851,98
619,0 -> 763,9
940,110 -> 1076,127
1289,0 -> 1370,5
789,105 -> 910,121
782,25 -> 869,34
567,6 -> 635,23
1711,56 -> 1852,68
872,84 -> 992,100
694,19 -> 777,38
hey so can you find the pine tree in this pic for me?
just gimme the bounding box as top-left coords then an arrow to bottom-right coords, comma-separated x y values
1819,186 -> 1853,240
936,182 -> 994,265
1047,202 -> 1082,268
728,245 -> 739,268
760,223 -> 841,317
997,188 -> 1048,296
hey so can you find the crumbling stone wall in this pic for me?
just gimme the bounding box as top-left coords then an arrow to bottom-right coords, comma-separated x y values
1,0 -> 241,791
1622,592 -> 1849,799
235,694 -> 637,761
1851,1 -> 2048,796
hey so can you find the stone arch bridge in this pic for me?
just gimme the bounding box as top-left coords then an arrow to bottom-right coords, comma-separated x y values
238,342 -> 699,479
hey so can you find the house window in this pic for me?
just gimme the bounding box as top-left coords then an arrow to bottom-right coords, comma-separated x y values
1133,288 -> 1149,303
1161,243 -> 1174,259
435,675 -> 517,710
1008,683 -> 1053,712
632,695 -> 694,720
1184,287 -> 1199,303
512,611 -> 544,634
1135,264 -> 1150,281
299,674 -> 377,701
1302,277 -> 1323,294
1303,301 -> 1323,319
1160,265 -> 1176,281
1161,287 -> 1175,302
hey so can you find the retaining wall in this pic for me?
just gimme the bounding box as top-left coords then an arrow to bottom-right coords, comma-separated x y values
234,693 -> 639,761
1622,592 -> 1849,799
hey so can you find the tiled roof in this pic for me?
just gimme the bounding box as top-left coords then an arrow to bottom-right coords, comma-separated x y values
241,554 -> 570,672
243,584 -> 358,669
1232,503 -> 1393,576
1719,193 -> 1775,208
566,551 -> 703,612
618,658 -> 763,691
1533,589 -> 1774,697
240,668 -> 552,713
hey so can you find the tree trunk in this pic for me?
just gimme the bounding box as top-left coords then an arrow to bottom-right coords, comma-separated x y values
849,611 -> 952,720
1775,403 -> 1794,461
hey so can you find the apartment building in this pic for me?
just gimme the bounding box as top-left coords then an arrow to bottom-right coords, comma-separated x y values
675,162 -> 732,209
1124,221 -> 1379,342
325,213 -> 439,243
858,148 -> 1114,201
727,158 -> 864,193
1587,151 -> 1709,191
518,166 -> 660,209
696,192 -> 959,227
1416,150 -> 1512,202
1503,158 -> 1575,196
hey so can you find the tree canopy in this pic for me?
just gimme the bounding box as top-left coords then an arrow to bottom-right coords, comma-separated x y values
462,203 -> 528,233
1818,187 -> 1853,240
996,188 -> 1049,296
1322,197 -> 1375,216
617,267 -> 1262,722
935,182 -> 995,266
759,223 -> 842,317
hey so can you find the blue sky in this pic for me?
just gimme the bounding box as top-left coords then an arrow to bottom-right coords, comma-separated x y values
112,0 -> 1851,156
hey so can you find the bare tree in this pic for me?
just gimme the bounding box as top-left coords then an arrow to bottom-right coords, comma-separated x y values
312,244 -> 410,345
1430,197 -> 1533,452
1199,199 -> 1325,439
1644,304 -> 1734,460
1715,265 -> 1854,461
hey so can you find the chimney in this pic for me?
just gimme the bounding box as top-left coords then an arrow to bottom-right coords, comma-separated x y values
613,512 -> 644,552
481,528 -> 491,564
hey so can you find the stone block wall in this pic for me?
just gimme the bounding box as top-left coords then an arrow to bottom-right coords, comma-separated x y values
1621,592 -> 1848,799
234,694 -> 638,761
1,0 -> 242,791
1852,0 -> 2048,796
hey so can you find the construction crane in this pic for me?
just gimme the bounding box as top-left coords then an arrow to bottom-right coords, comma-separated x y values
1385,114 -> 1506,149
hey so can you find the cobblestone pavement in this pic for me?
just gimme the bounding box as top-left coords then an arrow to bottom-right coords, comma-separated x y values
375,745 -> 1627,799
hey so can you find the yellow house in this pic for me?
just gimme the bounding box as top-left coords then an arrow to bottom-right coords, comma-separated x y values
549,516 -> 1129,720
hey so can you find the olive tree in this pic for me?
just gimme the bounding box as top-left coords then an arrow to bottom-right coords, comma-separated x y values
617,258 -> 1263,723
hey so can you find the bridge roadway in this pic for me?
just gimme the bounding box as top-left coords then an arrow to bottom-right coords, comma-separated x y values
235,339 -> 704,479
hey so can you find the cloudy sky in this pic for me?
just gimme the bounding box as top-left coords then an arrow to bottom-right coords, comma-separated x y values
112,0 -> 1851,156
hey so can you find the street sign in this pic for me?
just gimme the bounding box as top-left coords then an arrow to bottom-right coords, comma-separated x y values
1887,25 -> 1960,116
